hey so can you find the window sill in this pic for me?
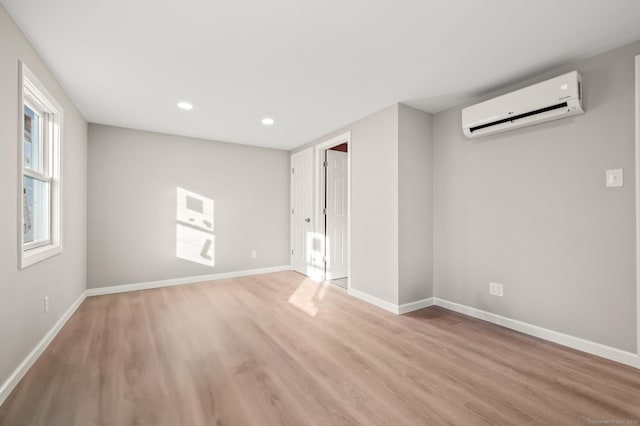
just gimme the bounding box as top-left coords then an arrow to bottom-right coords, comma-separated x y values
20,244 -> 62,269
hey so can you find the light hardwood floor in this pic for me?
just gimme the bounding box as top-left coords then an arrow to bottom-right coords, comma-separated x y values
1,271 -> 639,425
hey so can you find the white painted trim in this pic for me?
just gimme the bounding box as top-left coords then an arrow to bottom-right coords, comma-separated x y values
86,265 -> 292,296
348,287 -> 400,314
635,55 -> 640,368
347,139 -> 351,293
346,285 -> 637,368
0,290 -> 86,407
434,298 -> 639,369
314,132 -> 351,291
290,148 -> 313,277
398,297 -> 435,314
18,62 -> 64,270
348,288 -> 434,315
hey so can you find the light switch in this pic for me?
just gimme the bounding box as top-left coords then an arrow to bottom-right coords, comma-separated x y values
605,169 -> 623,188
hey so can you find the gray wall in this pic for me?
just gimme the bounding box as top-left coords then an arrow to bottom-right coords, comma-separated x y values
0,4 -> 87,390
433,41 -> 640,352
398,104 -> 433,304
293,105 -> 401,304
88,124 -> 290,288
294,104 -> 434,306
350,106 -> 400,304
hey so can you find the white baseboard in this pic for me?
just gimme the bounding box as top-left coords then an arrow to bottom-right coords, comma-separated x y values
347,289 -> 434,315
399,297 -> 435,314
345,288 -> 638,368
0,290 -> 87,407
348,288 -> 401,314
434,298 -> 639,369
2,273 -> 635,412
0,267 -> 292,407
86,265 -> 292,297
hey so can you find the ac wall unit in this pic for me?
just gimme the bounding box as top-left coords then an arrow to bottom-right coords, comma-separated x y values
462,71 -> 583,138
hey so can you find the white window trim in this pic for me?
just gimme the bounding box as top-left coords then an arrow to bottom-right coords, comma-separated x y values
18,62 -> 64,269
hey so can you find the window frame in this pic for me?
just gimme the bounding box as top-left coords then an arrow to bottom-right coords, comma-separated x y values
18,62 -> 64,269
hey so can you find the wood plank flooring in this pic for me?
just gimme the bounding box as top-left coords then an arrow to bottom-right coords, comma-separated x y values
1,271 -> 639,425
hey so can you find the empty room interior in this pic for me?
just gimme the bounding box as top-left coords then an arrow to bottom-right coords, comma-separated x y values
2,0 -> 640,424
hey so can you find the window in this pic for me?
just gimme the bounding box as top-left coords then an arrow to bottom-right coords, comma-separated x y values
19,63 -> 63,269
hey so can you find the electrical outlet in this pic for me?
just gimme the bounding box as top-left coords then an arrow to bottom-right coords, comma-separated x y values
44,296 -> 49,313
605,169 -> 623,188
251,250 -> 257,259
489,282 -> 504,297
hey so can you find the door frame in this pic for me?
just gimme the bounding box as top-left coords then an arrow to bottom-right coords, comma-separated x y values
635,55 -> 640,367
315,131 -> 351,289
290,147 -> 313,275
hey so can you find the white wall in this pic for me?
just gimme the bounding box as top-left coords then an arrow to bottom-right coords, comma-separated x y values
350,106 -> 402,304
0,4 -> 87,390
293,104 -> 434,307
293,105 -> 400,304
88,124 -> 290,288
433,41 -> 640,352
398,104 -> 433,304
291,40 -> 637,355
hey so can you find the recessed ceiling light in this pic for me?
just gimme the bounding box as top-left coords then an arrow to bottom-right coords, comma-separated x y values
177,101 -> 193,110
261,117 -> 275,126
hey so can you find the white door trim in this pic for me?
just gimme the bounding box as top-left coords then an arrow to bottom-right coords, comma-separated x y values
314,132 -> 351,290
290,147 -> 313,275
635,54 -> 640,367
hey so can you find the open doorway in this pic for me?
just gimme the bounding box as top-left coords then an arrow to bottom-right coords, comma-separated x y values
322,143 -> 348,287
315,133 -> 350,289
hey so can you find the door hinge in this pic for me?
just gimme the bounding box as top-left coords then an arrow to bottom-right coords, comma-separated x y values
323,160 -> 328,168
291,208 -> 294,215
291,249 -> 294,255
322,255 -> 327,263
322,207 -> 327,215
291,167 -> 295,174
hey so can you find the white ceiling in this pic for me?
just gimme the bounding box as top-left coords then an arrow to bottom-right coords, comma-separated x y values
3,0 -> 640,150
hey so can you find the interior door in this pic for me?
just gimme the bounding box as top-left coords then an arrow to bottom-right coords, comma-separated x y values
290,148 -> 314,275
325,149 -> 348,280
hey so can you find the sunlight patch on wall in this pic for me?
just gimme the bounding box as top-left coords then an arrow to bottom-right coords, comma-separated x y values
176,187 -> 215,266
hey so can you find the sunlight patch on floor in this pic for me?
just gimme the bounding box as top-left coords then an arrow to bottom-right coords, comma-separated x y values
288,278 -> 329,317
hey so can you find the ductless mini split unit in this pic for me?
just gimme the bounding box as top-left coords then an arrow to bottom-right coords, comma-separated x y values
462,71 -> 584,138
